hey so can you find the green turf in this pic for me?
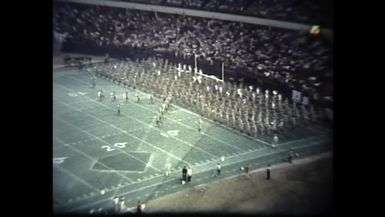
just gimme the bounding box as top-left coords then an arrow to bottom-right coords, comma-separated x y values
93,152 -> 151,172
53,67 -> 332,214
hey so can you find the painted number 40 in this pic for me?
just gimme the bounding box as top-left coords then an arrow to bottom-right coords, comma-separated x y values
101,142 -> 127,152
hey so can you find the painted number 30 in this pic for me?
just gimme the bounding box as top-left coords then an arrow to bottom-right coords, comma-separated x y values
101,142 -> 127,152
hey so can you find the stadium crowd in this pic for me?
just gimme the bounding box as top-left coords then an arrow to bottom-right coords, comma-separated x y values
53,2 -> 333,101
119,0 -> 332,26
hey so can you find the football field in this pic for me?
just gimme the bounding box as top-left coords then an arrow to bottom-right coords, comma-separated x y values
53,67 -> 332,214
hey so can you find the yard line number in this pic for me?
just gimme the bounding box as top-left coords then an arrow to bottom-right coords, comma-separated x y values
101,142 -> 127,152
68,92 -> 87,97
160,130 -> 180,137
53,157 -> 68,164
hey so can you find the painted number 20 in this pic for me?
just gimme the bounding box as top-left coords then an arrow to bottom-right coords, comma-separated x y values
101,142 -> 127,152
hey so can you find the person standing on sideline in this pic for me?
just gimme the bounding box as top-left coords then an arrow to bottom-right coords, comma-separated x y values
155,115 -> 160,127
288,149 -> 294,163
140,201 -> 145,212
113,196 -> 119,213
91,76 -> 96,88
165,163 -> 171,177
98,89 -> 103,101
187,166 -> 192,182
245,164 -> 250,175
288,149 -> 299,163
137,201 -> 145,214
117,104 -> 120,115
149,95 -> 153,104
124,91 -> 128,102
182,166 -> 187,183
266,164 -> 271,180
216,163 -> 221,176
119,196 -> 125,213
111,91 -> 116,101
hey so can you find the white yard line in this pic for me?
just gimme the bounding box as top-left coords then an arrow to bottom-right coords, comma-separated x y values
54,82 -> 216,160
55,78 -> 255,153
68,175 -> 176,212
59,76 -> 262,151
53,72 -> 331,211
209,151 -> 333,184
54,164 -> 101,192
68,141 -> 328,212
55,77 -> 328,169
174,105 -> 271,146
55,137 -> 135,184
171,118 -> 251,152
53,95 -> 192,166
54,116 -> 162,173
189,136 -> 327,173
137,124 -> 154,152
65,138 -> 326,211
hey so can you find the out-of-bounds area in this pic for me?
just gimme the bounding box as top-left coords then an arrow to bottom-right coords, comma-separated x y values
146,153 -> 333,215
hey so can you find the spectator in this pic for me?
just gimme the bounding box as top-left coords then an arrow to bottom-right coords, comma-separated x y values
54,2 -> 332,137
187,166 -> 192,182
136,201 -> 145,214
53,1 -> 332,96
